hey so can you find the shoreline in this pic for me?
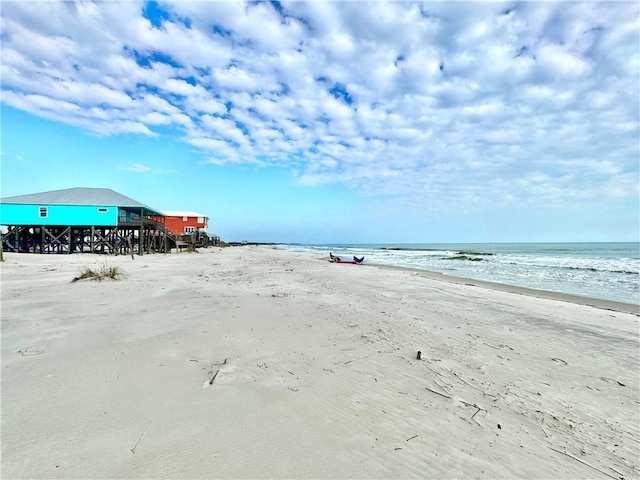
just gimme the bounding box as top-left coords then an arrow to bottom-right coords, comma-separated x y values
360,261 -> 639,316
278,242 -> 638,307
2,246 -> 639,478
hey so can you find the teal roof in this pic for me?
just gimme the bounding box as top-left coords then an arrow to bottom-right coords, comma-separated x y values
1,188 -> 163,215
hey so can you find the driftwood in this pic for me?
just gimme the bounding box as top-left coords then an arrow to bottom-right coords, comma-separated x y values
419,361 -> 446,377
208,358 -> 228,385
450,369 -> 478,390
130,423 -> 152,454
459,399 -> 485,426
433,379 -> 451,394
209,370 -> 220,385
547,447 -> 620,480
425,387 -> 485,426
470,408 -> 482,422
425,386 -> 451,399
539,419 -> 550,438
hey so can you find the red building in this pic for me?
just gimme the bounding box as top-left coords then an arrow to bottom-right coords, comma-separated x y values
161,211 -> 208,235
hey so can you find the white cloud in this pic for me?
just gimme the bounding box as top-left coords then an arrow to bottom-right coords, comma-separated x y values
1,1 -> 638,212
536,43 -> 591,78
121,163 -> 152,173
139,111 -> 173,126
199,114 -> 249,146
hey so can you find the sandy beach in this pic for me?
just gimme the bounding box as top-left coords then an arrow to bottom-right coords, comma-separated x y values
1,246 -> 638,479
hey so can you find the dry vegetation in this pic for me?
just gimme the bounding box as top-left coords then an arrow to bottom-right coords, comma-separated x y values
72,263 -> 125,282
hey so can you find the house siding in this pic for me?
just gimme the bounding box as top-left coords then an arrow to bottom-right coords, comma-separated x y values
163,216 -> 207,234
0,204 -> 119,226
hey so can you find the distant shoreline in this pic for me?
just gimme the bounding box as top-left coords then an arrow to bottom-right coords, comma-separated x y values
240,243 -> 639,313
364,260 -> 639,317
277,242 -> 639,307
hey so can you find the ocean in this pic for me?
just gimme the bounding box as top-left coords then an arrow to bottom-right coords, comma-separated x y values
276,242 -> 640,306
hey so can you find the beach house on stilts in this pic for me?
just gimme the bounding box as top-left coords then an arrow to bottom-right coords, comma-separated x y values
155,210 -> 218,248
0,188 -> 174,254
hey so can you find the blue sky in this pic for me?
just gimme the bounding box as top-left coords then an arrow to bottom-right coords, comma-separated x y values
1,1 -> 638,243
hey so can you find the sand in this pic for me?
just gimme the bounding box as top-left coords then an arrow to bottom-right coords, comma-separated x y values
1,246 -> 638,479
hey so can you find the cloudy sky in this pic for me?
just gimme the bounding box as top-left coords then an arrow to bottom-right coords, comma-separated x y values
1,1 -> 638,243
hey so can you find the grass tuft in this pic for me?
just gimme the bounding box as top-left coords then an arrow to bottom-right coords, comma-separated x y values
73,262 -> 125,282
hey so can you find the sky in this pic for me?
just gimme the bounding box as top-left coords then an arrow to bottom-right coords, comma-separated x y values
1,1 -> 639,244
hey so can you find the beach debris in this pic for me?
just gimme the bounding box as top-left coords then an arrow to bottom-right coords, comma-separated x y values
547,447 -> 620,480
425,386 -> 451,400
207,358 -> 228,385
470,407 -> 482,423
209,371 -> 220,384
449,369 -> 478,390
609,466 -> 625,479
18,347 -> 43,356
457,400 -> 486,426
497,424 -> 502,430
416,351 -> 422,360
551,357 -> 568,366
539,418 -> 550,438
433,379 -> 451,394
425,386 -> 486,424
600,377 -> 626,387
406,435 -> 418,442
130,423 -> 153,454
419,361 -> 446,377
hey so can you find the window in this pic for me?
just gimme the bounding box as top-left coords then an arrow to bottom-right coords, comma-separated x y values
39,206 -> 48,218
183,216 -> 188,221
185,227 -> 195,233
98,208 -> 108,213
197,216 -> 204,223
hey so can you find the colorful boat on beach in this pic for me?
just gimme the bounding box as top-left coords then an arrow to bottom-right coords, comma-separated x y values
329,253 -> 364,264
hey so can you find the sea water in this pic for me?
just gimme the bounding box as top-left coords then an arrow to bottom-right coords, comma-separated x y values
277,242 -> 640,305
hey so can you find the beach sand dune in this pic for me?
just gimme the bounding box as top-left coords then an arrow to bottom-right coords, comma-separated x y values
1,247 -> 638,479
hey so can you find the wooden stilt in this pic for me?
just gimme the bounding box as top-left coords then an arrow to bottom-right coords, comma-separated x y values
139,208 -> 144,256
